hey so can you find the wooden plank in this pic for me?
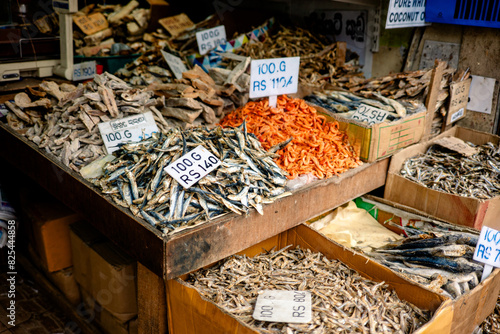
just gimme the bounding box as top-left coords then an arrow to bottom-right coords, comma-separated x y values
165,158 -> 389,278
138,263 -> 168,334
0,123 -> 165,277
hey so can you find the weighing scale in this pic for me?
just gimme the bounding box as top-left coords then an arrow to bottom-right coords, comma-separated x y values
0,0 -> 77,82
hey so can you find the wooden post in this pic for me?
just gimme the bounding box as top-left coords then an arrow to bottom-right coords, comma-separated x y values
138,263 -> 168,334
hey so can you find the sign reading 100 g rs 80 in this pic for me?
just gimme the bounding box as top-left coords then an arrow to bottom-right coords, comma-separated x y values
249,57 -> 300,99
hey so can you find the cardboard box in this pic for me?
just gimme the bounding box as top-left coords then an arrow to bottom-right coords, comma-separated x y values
313,103 -> 427,163
384,126 -> 500,230
166,224 -> 453,334
49,267 -> 81,306
81,286 -> 138,334
19,188 -> 81,272
352,196 -> 500,334
70,221 -> 137,322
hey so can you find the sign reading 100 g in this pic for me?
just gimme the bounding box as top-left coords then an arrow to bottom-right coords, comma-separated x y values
249,57 -> 300,99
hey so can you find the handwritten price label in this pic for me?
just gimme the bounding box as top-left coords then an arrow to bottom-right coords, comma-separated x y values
164,145 -> 221,189
161,51 -> 188,80
73,61 -> 96,81
73,13 -> 108,35
249,57 -> 300,100
474,226 -> 500,282
446,78 -> 471,124
351,104 -> 390,125
98,111 -> 159,154
253,290 -> 312,323
196,25 -> 226,55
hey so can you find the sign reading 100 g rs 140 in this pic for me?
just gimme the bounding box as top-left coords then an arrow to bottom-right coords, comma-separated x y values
164,145 -> 221,189
249,57 -> 300,99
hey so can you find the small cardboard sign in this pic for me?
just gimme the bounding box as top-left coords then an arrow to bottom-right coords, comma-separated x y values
159,13 -> 195,37
164,145 -> 221,189
98,111 -> 159,154
446,78 -> 471,125
473,226 -> 500,281
161,50 -> 188,80
249,57 -> 300,101
351,104 -> 390,125
73,61 -> 96,81
196,25 -> 227,55
73,13 -> 108,36
253,290 -> 312,323
433,136 -> 479,157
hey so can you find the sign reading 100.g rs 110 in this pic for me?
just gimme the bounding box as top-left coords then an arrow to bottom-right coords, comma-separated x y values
249,57 -> 300,99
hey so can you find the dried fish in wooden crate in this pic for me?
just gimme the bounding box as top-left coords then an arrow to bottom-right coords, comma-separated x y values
400,142 -> 500,199
92,124 -> 289,234
220,95 -> 362,179
186,245 -> 431,333
233,25 -> 362,88
480,296 -> 500,333
5,72 -> 168,172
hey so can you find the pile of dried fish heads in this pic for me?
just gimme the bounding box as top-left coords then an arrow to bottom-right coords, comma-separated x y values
371,221 -> 482,299
401,142 -> 500,199
93,124 -> 289,234
188,245 -> 430,333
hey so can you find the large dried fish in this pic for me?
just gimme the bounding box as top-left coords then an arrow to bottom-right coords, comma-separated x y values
187,245 -> 431,333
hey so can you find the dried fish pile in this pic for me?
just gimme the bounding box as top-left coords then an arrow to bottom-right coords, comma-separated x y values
220,95 -> 361,179
480,297 -> 500,333
401,142 -> 500,199
233,25 -> 361,87
5,72 -> 169,172
370,222 -> 482,299
187,245 -> 431,333
93,125 -> 290,234
74,1 -> 151,57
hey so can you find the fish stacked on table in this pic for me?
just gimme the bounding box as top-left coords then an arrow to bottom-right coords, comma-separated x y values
220,95 -> 362,179
92,124 -> 290,234
370,221 -> 482,299
5,72 -> 169,172
400,142 -> 500,199
187,245 -> 431,333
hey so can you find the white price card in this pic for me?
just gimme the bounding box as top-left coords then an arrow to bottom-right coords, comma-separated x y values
473,226 -> 500,282
450,107 -> 465,123
351,104 -> 390,125
73,61 -> 97,81
161,50 -> 188,80
196,25 -> 226,55
253,290 -> 312,323
164,145 -> 221,189
249,57 -> 300,105
98,111 -> 159,154
0,103 -> 8,117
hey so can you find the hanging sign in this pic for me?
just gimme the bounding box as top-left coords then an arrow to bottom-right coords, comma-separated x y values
473,226 -> 500,282
98,111 -> 159,154
385,0 -> 430,29
249,57 -> 300,108
252,290 -> 312,323
195,25 -> 227,55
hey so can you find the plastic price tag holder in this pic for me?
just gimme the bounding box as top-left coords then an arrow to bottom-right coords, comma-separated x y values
249,57 -> 300,108
73,61 -> 96,81
195,25 -> 227,56
473,226 -> 500,282
164,145 -> 221,189
351,104 -> 390,125
161,50 -> 188,80
253,290 -> 312,323
98,111 -> 159,154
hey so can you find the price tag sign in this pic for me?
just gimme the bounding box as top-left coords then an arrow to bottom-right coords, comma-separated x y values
161,50 -> 188,80
249,57 -> 300,107
253,290 -> 312,323
195,25 -> 227,55
165,145 -> 221,189
0,103 -> 8,117
446,78 -> 471,125
351,104 -> 390,125
159,13 -> 195,37
73,61 -> 96,81
98,111 -> 159,154
73,13 -> 108,35
473,226 -> 500,282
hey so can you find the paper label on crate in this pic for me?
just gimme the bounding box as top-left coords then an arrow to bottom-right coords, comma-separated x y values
0,103 -> 8,117
446,79 -> 471,124
159,13 -> 195,37
252,290 -> 312,323
164,145 -> 221,189
73,13 -> 108,35
249,57 -> 300,99
473,226 -> 500,271
73,61 -> 96,81
98,111 -> 159,154
196,25 -> 227,55
351,104 -> 390,125
161,51 -> 188,80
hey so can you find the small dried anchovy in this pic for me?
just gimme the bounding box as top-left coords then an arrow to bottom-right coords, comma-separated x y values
187,245 -> 431,333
